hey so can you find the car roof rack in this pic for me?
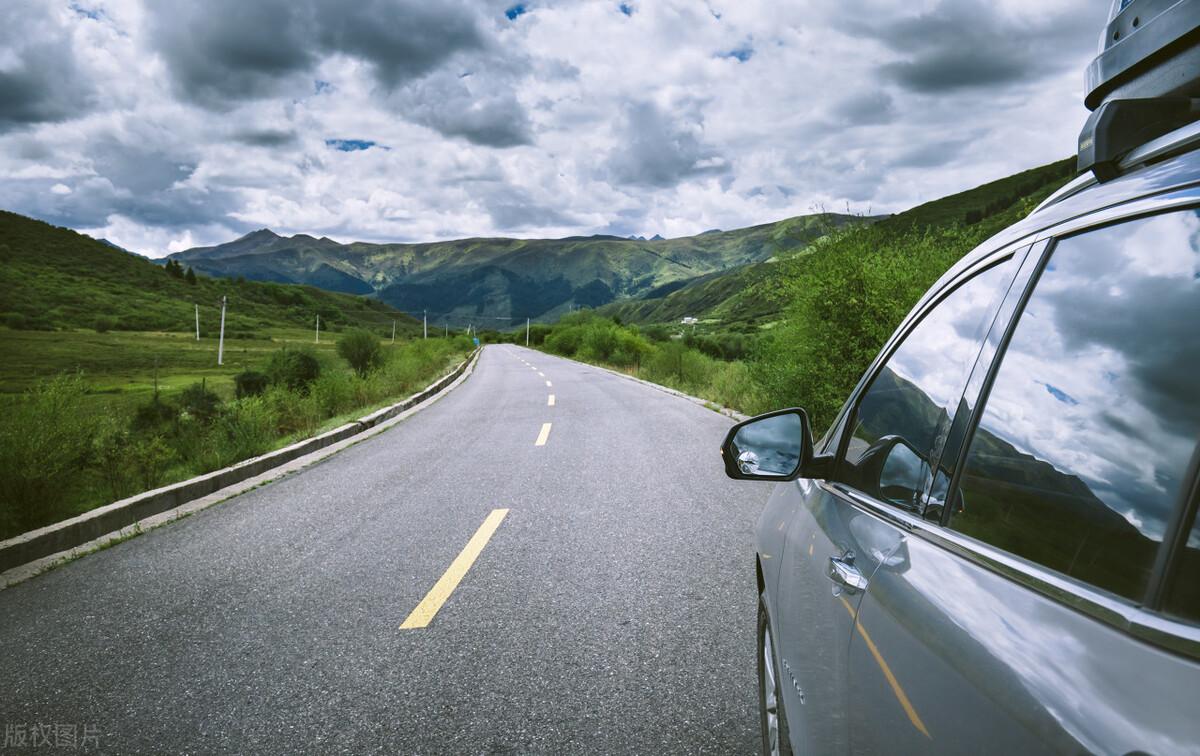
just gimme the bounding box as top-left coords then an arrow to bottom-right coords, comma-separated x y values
1078,0 -> 1200,181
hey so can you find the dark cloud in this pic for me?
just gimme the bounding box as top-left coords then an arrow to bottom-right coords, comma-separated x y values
234,129 -> 298,147
480,184 -> 578,229
890,135 -> 974,169
0,2 -> 95,131
831,91 -> 895,126
0,133 -> 242,233
393,67 -> 533,147
146,0 -> 487,107
606,101 -> 728,188
851,1 -> 1103,94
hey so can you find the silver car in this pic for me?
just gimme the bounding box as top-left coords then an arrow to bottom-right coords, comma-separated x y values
722,1 -> 1200,752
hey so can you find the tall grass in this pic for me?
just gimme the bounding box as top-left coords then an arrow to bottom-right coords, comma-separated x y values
0,337 -> 471,539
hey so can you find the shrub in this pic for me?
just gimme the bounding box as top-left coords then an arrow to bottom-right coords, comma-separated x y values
179,380 -> 222,424
0,375 -> 99,535
93,315 -> 118,333
132,395 -> 176,432
129,435 -> 173,490
266,347 -> 321,391
234,370 -> 269,399
5,312 -> 27,330
337,328 -> 383,378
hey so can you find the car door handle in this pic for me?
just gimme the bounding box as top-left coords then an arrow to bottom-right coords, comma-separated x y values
827,555 -> 868,594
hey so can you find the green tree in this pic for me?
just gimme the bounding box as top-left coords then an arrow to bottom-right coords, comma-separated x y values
337,328 -> 383,378
185,267 -> 197,285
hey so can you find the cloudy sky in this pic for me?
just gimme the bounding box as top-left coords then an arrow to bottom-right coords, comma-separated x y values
0,0 -> 1106,256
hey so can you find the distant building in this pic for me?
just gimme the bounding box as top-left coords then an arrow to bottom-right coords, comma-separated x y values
681,316 -> 698,325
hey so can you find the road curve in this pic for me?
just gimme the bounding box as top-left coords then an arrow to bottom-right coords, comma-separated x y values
0,345 -> 772,754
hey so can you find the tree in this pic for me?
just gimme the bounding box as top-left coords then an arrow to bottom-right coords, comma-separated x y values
337,328 -> 383,378
185,267 -> 197,285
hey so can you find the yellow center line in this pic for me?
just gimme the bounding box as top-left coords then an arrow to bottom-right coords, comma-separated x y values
400,508 -> 510,630
548,394 -> 555,406
535,422 -> 552,446
838,596 -> 931,739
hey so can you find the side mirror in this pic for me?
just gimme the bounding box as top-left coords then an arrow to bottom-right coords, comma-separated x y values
721,408 -> 825,481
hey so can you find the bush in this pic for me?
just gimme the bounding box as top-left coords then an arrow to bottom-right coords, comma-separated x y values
234,370 -> 269,399
750,223 -> 967,429
192,399 -> 276,472
0,375 -> 99,535
132,395 -> 176,432
93,315 -> 118,333
266,347 -> 321,391
5,312 -> 27,330
179,380 -> 222,424
337,328 -> 384,378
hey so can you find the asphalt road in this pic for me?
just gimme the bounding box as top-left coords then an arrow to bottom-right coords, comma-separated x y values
0,345 -> 773,754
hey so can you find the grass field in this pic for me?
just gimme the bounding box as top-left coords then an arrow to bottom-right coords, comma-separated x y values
0,326 -> 424,414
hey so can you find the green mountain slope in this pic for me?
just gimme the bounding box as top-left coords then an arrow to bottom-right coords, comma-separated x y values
168,212 -> 870,324
599,157 -> 1077,329
0,211 -> 421,337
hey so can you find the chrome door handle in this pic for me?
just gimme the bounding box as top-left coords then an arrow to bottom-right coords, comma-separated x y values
827,555 -> 868,594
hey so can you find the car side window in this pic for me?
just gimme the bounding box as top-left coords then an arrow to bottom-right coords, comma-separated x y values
1165,506 -> 1200,622
950,210 -> 1200,603
837,259 -> 1017,512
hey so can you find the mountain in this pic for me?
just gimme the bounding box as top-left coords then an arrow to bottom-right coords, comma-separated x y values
168,213 -> 871,324
0,211 -> 420,336
598,157 -> 1077,329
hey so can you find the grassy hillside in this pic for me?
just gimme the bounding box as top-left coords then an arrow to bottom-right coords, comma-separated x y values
0,211 -> 472,538
0,210 -> 421,337
598,157 -> 1077,330
168,212 -> 872,323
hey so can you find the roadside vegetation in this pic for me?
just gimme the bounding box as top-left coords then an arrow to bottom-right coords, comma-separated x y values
0,334 -> 470,539
506,158 -> 1075,431
0,212 -> 470,539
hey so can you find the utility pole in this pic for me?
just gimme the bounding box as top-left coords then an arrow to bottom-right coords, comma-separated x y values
444,322 -> 448,338
526,317 -> 530,346
195,304 -> 200,341
315,313 -> 320,344
391,320 -> 396,344
217,295 -> 226,366
423,310 -> 427,339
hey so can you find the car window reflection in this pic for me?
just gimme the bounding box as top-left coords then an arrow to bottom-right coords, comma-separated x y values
840,261 -> 1016,510
952,209 -> 1200,602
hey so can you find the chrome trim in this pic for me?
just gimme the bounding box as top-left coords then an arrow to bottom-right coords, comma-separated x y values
818,481 -> 1200,661
1032,186 -> 1200,245
1120,118 -> 1200,172
1033,173 -> 1097,213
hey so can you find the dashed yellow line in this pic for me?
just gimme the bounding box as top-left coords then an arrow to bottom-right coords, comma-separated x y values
400,508 -> 510,630
838,597 -> 930,738
548,394 -> 555,406
535,422 -> 552,446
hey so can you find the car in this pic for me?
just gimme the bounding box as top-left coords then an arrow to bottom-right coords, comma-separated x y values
722,1 -> 1200,753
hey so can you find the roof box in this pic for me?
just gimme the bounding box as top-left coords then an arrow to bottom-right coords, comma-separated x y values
1078,0 -> 1200,180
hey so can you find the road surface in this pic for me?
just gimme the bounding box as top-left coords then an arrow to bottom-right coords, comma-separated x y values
0,345 -> 772,754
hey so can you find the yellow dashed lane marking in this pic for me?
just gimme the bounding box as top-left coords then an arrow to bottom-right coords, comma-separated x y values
400,508 -> 510,630
535,422 -> 552,446
838,597 -> 931,739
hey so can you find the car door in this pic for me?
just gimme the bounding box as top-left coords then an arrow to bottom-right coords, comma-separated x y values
846,207 -> 1200,755
771,245 -> 1030,754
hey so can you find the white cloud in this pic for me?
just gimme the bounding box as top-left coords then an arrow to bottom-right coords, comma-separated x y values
0,0 -> 1108,256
